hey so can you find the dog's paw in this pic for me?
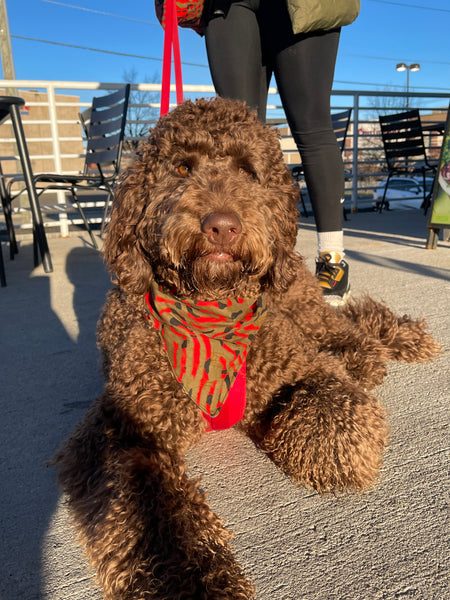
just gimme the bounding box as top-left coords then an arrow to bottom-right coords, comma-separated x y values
258,381 -> 388,493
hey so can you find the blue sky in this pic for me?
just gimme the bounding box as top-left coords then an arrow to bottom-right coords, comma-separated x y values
4,0 -> 450,96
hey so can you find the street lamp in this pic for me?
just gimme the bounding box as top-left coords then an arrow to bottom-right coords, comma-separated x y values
396,63 -> 420,108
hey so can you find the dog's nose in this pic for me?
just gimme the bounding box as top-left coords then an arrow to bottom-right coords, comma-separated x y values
201,212 -> 242,246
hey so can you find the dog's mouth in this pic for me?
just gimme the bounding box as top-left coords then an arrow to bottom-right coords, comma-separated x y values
200,250 -> 235,263
195,243 -> 241,264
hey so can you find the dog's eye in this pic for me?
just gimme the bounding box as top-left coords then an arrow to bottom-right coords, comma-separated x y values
176,164 -> 190,177
239,167 -> 251,177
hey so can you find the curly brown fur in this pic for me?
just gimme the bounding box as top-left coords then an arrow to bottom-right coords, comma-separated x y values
52,98 -> 439,599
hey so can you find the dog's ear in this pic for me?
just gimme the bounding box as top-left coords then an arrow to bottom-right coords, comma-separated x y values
103,157 -> 154,295
263,171 -> 303,294
266,244 -> 302,295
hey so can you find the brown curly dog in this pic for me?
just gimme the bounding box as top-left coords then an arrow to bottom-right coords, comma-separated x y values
52,97 -> 439,599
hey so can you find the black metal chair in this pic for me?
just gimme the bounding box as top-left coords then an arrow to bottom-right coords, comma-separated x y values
290,108 -> 352,218
378,109 -> 437,213
7,85 -> 130,249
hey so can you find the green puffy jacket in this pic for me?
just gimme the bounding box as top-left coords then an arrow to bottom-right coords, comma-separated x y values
287,0 -> 360,34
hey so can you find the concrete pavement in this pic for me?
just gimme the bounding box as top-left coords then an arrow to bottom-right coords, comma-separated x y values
0,207 -> 449,600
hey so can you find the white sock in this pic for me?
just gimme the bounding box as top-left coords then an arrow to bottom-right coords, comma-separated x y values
317,230 -> 345,257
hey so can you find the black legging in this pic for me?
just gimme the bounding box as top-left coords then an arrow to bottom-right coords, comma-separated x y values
205,0 -> 344,233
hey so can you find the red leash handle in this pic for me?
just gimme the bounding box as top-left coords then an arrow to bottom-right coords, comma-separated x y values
160,0 -> 184,116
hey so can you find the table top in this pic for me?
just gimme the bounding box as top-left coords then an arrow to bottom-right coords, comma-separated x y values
0,96 -> 25,126
0,95 -> 25,106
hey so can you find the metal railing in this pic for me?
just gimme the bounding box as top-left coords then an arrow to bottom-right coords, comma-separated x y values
0,79 -> 448,237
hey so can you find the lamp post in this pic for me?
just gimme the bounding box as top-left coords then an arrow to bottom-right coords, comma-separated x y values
396,62 -> 420,109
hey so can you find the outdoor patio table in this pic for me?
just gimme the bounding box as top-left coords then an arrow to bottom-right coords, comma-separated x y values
0,95 -> 52,278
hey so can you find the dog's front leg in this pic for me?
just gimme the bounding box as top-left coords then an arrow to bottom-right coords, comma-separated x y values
247,353 -> 389,493
52,398 -> 255,600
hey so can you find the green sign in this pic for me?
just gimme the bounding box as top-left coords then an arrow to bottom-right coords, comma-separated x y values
428,105 -> 450,227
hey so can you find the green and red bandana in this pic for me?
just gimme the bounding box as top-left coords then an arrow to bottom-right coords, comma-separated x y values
144,282 -> 267,423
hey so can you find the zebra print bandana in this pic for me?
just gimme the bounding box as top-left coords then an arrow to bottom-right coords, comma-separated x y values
144,282 -> 267,420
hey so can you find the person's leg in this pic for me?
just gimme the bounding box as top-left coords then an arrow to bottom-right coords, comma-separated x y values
204,0 -> 270,122
272,27 -> 344,237
260,3 -> 348,303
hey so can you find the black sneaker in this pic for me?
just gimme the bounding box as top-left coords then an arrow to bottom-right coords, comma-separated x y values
315,252 -> 351,306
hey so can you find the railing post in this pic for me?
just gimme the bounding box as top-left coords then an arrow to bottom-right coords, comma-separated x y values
47,84 -> 69,237
351,93 -> 360,212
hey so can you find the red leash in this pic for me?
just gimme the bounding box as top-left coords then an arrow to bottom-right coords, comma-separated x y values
160,0 -> 184,116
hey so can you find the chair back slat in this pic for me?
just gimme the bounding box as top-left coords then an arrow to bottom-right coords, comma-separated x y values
86,147 -> 122,166
383,143 -> 424,158
379,109 -> 418,125
92,86 -> 130,109
90,101 -> 128,124
88,132 -> 122,152
381,125 -> 423,140
88,117 -> 125,139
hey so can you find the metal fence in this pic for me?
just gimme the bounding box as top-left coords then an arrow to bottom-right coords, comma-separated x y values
0,79 -> 448,237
